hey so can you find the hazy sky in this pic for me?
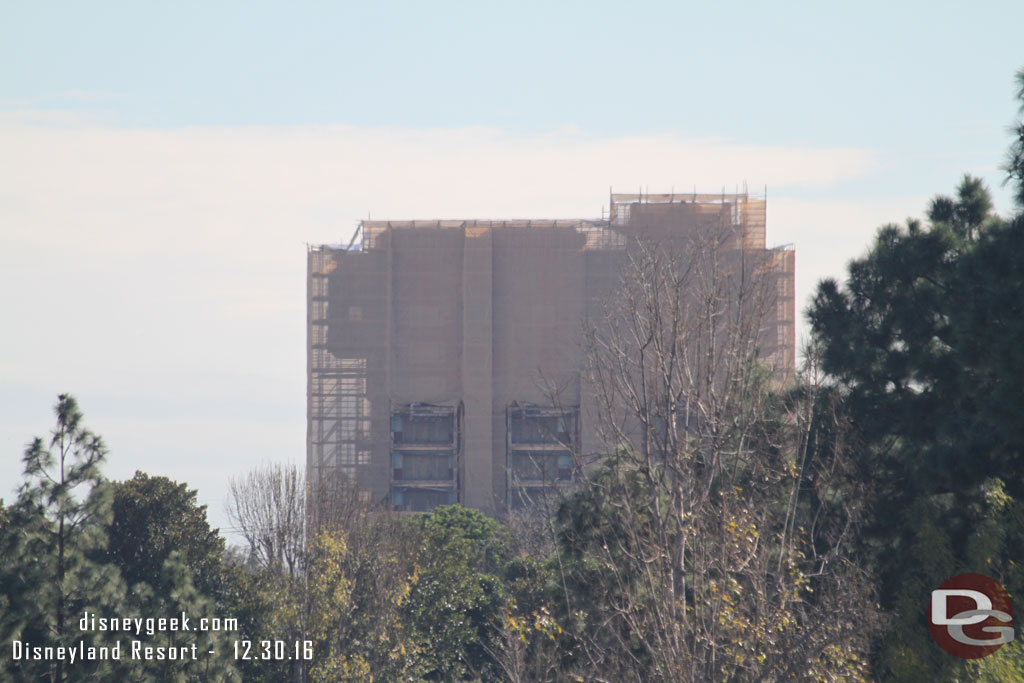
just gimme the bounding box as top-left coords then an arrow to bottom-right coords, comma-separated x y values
2,1 -> 1022,536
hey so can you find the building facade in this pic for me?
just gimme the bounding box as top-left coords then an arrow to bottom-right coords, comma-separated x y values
307,192 -> 795,515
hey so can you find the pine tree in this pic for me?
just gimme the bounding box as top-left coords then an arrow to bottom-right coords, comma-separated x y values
809,73 -> 1024,677
0,395 -> 126,681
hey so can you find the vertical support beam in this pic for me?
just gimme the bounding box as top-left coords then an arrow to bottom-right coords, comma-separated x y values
383,224 -> 394,503
460,226 -> 494,511
305,248 -> 315,520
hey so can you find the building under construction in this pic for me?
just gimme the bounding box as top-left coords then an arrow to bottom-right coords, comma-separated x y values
307,191 -> 795,515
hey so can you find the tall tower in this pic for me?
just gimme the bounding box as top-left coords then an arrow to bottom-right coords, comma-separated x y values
307,191 -> 794,516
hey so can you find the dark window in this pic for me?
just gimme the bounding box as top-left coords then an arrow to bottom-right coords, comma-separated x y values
392,451 -> 454,482
392,412 -> 454,445
391,486 -> 455,512
509,410 -> 575,445
510,450 -> 572,482
507,405 -> 577,512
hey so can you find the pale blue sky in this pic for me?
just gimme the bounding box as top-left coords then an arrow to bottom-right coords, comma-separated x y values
2,1 -> 1022,534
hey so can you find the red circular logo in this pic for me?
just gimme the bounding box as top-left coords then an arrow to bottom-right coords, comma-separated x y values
929,573 -> 1014,659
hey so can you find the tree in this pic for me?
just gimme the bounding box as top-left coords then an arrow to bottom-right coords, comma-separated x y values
225,463 -> 309,682
809,73 -> 1024,679
306,525 -> 423,682
227,463 -> 306,578
1,397 -> 242,682
226,463 -> 423,682
552,230 -> 877,682
405,505 -> 512,680
304,503 -> 557,682
103,472 -> 240,682
1006,69 -> 1024,208
484,554 -> 565,683
0,395 -> 126,682
808,174 -> 1024,680
317,505 -> 422,681
104,471 -> 226,598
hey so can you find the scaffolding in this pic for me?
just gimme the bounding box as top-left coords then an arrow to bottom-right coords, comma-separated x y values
609,190 -> 767,249
307,247 -> 372,500
359,218 -> 626,251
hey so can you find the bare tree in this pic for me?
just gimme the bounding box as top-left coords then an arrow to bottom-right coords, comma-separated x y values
557,225 -> 879,681
306,468 -> 377,536
226,463 -> 314,683
227,463 -> 306,578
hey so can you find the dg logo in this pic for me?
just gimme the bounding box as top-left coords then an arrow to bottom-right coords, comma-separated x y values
929,573 -> 1015,659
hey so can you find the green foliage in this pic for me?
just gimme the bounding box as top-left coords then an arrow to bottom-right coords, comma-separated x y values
407,505 -> 513,680
0,396 -> 241,682
104,473 -> 240,682
1006,69 -> 1024,208
220,562 -> 304,683
306,530 -> 362,681
0,395 -> 128,681
298,504 -> 562,681
124,550 -> 241,683
552,438 -> 874,683
809,168 -> 1024,680
809,176 -> 1019,504
306,520 -> 423,682
104,472 -> 226,598
960,638 -> 1024,682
